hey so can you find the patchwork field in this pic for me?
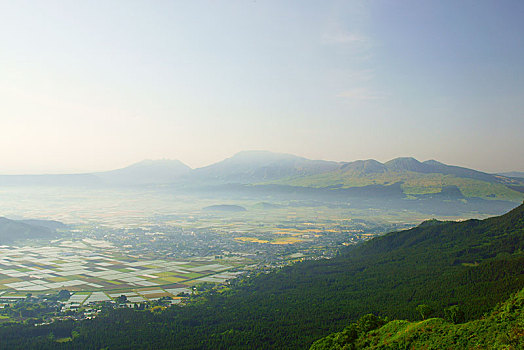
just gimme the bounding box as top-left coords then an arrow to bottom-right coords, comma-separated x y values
0,242 -> 242,300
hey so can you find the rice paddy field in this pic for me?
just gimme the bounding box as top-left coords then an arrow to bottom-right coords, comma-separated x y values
0,241 -> 243,304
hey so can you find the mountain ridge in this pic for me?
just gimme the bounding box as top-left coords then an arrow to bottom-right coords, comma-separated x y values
94,159 -> 191,186
1,152 -> 522,180
0,152 -> 522,203
190,150 -> 340,184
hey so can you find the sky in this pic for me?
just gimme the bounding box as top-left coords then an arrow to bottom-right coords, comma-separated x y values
1,0 -> 523,174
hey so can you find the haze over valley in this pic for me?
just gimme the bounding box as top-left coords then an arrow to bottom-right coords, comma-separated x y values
1,1 -> 523,349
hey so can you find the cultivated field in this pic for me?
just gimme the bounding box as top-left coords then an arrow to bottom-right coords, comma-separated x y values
0,241 -> 242,305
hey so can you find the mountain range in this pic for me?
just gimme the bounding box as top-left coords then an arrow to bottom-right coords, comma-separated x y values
1,151 -> 523,203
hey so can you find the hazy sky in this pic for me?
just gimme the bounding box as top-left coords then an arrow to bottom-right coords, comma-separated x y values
1,0 -> 523,174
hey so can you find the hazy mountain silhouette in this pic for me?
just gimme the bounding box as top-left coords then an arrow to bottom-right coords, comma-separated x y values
339,159 -> 388,175
94,159 -> 191,186
190,150 -> 339,183
0,153 -> 522,201
499,171 -> 524,179
0,159 -> 190,187
0,174 -> 102,187
0,217 -> 64,243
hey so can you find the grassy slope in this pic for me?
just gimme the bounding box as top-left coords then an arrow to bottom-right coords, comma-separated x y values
265,171 -> 524,201
311,287 -> 524,349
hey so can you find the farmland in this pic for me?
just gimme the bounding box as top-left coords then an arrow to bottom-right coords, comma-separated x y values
0,241 -> 243,307
0,186 -> 493,310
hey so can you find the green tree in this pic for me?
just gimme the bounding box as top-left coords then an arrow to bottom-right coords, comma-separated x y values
416,304 -> 433,320
356,314 -> 387,333
46,332 -> 55,342
445,305 -> 464,324
115,295 -> 128,304
58,289 -> 71,301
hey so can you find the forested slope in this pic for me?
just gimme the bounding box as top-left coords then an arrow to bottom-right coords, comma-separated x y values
311,287 -> 524,349
1,203 -> 523,349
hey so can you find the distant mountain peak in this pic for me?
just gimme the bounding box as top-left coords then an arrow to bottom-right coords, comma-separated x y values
234,150 -> 291,156
423,159 -> 444,166
125,159 -> 190,168
192,150 -> 339,183
340,159 -> 387,174
227,150 -> 307,162
384,157 -> 429,172
389,156 -> 419,162
384,157 -> 421,164
94,159 -> 191,186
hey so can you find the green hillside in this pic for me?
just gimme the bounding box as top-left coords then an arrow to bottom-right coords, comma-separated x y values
184,153 -> 524,203
1,203 -> 523,349
311,287 -> 524,349
266,170 -> 524,202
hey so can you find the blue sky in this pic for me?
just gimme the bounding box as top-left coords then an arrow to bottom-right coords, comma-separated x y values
1,0 -> 523,173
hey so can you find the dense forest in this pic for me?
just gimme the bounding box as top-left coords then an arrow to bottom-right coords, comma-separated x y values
1,203 -> 523,349
311,287 -> 524,349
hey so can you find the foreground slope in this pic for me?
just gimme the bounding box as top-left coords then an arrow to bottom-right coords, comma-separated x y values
311,287 -> 524,349
1,203 -> 523,349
